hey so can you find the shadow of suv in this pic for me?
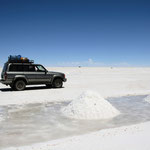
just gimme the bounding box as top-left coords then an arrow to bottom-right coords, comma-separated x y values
0,57 -> 67,91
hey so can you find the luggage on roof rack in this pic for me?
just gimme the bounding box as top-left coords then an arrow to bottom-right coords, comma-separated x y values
8,55 -> 34,63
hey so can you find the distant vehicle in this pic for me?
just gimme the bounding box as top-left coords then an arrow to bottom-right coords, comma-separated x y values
0,55 -> 67,91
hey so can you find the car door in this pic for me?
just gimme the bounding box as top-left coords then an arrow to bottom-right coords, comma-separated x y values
23,65 -> 38,84
35,65 -> 52,83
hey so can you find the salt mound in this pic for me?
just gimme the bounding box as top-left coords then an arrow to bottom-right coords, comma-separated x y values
144,95 -> 150,103
61,91 -> 120,120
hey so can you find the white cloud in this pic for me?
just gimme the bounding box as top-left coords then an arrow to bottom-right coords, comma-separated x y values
57,59 -> 100,67
88,58 -> 94,64
56,59 -> 130,67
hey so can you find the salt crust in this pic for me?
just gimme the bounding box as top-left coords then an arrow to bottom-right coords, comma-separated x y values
61,91 -> 120,120
0,115 -> 4,122
144,95 -> 150,103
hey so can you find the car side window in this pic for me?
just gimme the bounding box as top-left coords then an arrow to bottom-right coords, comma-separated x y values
29,65 -> 36,72
9,65 -> 23,72
23,65 -> 29,71
36,65 -> 45,72
22,65 -> 36,72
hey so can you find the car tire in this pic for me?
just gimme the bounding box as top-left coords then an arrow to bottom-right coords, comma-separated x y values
52,78 -> 63,88
10,84 -> 15,90
14,80 -> 26,91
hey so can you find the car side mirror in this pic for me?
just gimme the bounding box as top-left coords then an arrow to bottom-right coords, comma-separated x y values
45,70 -> 48,74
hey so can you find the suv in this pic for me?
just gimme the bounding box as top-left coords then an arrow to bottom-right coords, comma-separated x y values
0,56 -> 67,91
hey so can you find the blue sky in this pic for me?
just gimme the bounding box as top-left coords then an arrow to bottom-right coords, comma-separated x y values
0,0 -> 150,67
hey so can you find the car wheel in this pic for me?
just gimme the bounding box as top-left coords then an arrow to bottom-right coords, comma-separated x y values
14,80 -> 26,91
52,78 -> 63,88
10,84 -> 15,90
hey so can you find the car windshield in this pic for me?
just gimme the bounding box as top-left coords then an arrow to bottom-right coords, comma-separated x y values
36,65 -> 46,72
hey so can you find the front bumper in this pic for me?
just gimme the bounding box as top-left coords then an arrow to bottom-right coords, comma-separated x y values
63,78 -> 67,82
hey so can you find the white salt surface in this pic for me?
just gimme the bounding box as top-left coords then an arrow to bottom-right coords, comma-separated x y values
144,95 -> 150,103
0,107 -> 6,122
1,67 -> 150,150
1,67 -> 150,106
61,91 -> 120,120
0,115 -> 4,122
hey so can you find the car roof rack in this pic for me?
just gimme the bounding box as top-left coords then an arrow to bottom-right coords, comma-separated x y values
8,55 -> 34,64
8,60 -> 34,64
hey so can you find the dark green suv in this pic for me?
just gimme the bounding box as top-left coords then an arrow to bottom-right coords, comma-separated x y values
0,60 -> 67,91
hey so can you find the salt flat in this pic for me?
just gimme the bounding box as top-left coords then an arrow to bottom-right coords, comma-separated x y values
1,67 -> 150,150
1,67 -> 150,106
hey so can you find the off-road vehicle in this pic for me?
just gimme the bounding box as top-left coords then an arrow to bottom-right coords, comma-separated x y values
0,55 -> 67,91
